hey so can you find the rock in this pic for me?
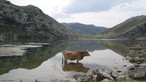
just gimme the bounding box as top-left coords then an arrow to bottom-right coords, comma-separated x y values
139,54 -> 143,57
92,69 -> 104,80
117,70 -> 122,73
92,75 -> 97,81
117,75 -> 126,79
101,79 -> 113,82
73,67 -> 116,81
50,79 -> 77,82
50,79 -> 62,82
73,74 -> 82,80
129,57 -> 144,64
75,75 -> 90,82
134,63 -> 140,67
128,66 -> 135,71
35,79 -> 40,82
63,78 -> 77,82
134,57 -> 144,62
110,72 -> 117,80
97,68 -> 114,81
92,68 -> 115,81
143,52 -> 146,55
123,65 -> 127,67
125,56 -> 132,60
128,65 -> 146,79
85,71 -> 94,79
77,77 -> 83,82
129,46 -> 141,50
82,75 -> 91,81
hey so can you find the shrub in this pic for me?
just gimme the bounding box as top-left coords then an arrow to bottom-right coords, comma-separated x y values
14,8 -> 20,12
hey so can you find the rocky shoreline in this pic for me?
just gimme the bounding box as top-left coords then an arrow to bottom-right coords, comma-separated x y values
50,66 -> 146,82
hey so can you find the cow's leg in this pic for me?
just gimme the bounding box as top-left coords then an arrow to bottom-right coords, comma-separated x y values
64,55 -> 68,64
63,55 -> 68,64
64,59 -> 67,64
77,56 -> 80,63
62,57 -> 65,69
77,59 -> 79,63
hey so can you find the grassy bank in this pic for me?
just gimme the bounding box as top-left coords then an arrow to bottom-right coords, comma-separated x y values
76,32 -> 116,38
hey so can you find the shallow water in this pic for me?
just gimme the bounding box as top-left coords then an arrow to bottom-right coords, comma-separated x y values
0,40 -> 145,82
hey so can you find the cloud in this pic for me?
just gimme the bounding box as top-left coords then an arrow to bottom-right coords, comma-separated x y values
9,0 -> 73,16
9,0 -> 146,28
57,0 -> 146,27
63,0 -> 136,14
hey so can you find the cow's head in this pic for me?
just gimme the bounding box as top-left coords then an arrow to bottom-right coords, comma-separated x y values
81,51 -> 90,56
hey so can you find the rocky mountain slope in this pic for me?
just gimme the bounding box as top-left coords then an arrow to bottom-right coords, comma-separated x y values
0,0 -> 74,42
104,15 -> 146,39
62,22 -> 107,35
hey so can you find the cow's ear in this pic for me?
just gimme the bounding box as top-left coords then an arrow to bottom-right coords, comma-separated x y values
81,51 -> 85,54
83,50 -> 88,52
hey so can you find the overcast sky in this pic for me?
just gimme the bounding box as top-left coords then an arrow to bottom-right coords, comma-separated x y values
9,0 -> 146,28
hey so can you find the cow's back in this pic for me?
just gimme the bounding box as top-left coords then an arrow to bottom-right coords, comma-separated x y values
63,51 -> 81,60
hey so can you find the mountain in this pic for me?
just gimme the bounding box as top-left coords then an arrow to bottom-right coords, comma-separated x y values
62,23 -> 107,35
0,0 -> 74,42
102,15 -> 146,39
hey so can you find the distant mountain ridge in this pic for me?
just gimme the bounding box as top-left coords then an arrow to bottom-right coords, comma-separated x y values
62,23 -> 108,35
103,15 -> 146,39
0,0 -> 74,42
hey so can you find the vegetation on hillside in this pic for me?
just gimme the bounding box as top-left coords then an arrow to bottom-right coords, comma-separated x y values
76,15 -> 146,39
62,22 -> 107,35
0,0 -> 74,42
76,32 -> 116,38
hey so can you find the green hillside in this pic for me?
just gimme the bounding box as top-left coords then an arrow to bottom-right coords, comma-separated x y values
108,15 -> 146,34
0,0 -> 75,42
96,15 -> 146,39
62,22 -> 107,35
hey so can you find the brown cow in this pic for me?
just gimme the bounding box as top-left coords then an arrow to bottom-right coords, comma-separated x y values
62,51 -> 90,63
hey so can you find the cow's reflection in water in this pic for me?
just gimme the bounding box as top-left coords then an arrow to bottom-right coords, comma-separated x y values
62,51 -> 90,73
62,62 -> 89,73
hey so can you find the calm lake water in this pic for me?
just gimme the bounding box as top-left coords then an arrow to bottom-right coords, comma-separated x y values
0,40 -> 145,82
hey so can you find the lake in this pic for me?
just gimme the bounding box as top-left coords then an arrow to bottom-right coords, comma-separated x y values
0,40 -> 145,82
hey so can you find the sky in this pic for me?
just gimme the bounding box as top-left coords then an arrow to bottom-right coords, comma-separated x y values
8,0 -> 146,28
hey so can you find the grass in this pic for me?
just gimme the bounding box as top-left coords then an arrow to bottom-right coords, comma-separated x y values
88,79 -> 138,82
95,32 -> 116,38
89,80 -> 99,82
116,79 -> 137,82
76,32 -> 116,38
88,80 -> 137,82
76,34 -> 97,38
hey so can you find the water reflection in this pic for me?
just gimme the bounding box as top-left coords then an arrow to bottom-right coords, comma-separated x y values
63,63 -> 89,73
0,40 -> 145,81
0,41 -> 72,75
65,41 -> 106,51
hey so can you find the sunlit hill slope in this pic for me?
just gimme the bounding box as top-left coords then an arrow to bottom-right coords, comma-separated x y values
97,15 -> 146,39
